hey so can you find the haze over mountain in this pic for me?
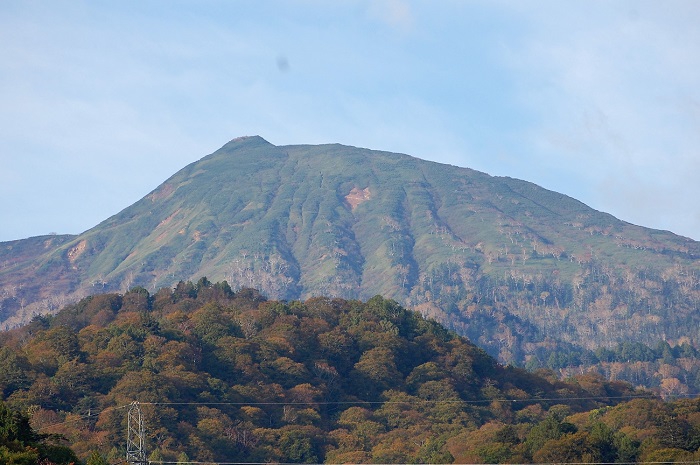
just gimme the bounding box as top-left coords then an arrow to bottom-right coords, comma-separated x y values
1,136 -> 698,368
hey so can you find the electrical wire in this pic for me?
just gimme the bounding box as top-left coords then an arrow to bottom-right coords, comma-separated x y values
31,395 -> 698,465
139,393 -> 658,406
35,403 -> 130,431
35,391 -> 665,431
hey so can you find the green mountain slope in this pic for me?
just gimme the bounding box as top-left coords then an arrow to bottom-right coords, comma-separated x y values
1,136 -> 699,366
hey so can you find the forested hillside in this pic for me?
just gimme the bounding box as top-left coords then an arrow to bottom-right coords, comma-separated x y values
534,339 -> 700,399
3,281 -> 700,463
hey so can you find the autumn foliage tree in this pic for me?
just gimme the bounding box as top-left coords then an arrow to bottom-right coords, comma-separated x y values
0,280 -> 692,463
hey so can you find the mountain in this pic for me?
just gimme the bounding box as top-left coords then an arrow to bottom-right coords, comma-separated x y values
1,135 -> 699,367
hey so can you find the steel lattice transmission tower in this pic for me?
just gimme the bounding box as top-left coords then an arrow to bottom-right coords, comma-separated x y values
126,401 -> 147,465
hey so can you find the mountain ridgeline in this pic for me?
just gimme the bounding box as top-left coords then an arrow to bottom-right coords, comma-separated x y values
1,136 -> 699,369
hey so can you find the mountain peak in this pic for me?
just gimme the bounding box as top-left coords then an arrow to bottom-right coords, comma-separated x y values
220,135 -> 273,151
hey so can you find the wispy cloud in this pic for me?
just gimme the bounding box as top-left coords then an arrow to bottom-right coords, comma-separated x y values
498,1 -> 700,238
366,0 -> 415,33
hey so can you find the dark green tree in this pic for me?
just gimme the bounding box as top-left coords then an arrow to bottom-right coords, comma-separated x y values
86,450 -> 110,465
0,401 -> 79,465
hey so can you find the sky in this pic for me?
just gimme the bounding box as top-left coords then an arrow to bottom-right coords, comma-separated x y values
1,0 -> 699,242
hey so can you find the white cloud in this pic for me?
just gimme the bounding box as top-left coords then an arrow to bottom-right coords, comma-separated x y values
498,1 -> 700,239
366,0 -> 415,33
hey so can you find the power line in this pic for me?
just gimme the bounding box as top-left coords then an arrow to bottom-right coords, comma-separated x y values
29,395 -> 694,465
138,393 -> 658,407
33,392 -> 659,432
35,403 -> 131,432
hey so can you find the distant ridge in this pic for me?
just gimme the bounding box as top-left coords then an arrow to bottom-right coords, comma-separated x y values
1,136 -> 698,368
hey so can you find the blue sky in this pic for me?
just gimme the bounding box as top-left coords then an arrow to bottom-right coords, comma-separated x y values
1,0 -> 699,242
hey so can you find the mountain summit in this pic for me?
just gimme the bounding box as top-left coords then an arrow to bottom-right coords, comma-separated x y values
1,137 -> 698,364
